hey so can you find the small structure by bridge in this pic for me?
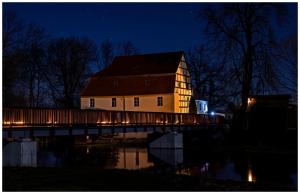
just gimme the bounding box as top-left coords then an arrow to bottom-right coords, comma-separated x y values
2,108 -> 224,138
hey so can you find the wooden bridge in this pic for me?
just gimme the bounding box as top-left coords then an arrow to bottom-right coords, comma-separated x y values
2,108 -> 224,138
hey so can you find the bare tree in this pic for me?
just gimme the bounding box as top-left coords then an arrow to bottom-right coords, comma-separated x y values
46,37 -> 97,108
3,10 -> 23,52
2,10 -> 25,106
117,40 -> 138,56
18,24 -> 48,107
272,33 -> 297,102
200,3 -> 288,113
99,39 -> 114,69
187,45 -> 228,110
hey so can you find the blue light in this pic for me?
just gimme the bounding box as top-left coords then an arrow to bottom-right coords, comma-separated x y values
211,111 -> 215,116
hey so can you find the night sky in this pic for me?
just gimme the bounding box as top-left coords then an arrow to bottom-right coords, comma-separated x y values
3,3 -> 297,54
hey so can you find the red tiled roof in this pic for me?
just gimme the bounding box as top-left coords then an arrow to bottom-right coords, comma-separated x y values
93,51 -> 184,77
81,75 -> 176,96
81,51 -> 183,97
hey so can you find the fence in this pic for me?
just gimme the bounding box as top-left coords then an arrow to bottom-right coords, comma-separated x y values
3,108 -> 223,128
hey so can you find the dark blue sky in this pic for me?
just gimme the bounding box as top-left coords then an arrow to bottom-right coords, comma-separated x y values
3,3 -> 297,54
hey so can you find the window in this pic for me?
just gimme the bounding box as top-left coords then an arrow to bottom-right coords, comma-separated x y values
157,96 -> 163,106
89,98 -> 95,107
112,98 -> 116,107
134,97 -> 139,107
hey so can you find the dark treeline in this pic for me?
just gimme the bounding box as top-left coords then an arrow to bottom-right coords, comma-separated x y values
187,3 -> 297,114
3,10 -> 138,108
3,3 -> 297,113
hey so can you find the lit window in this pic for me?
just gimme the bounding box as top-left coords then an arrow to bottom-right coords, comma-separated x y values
112,98 -> 116,107
157,96 -> 163,106
89,98 -> 95,108
134,97 -> 139,107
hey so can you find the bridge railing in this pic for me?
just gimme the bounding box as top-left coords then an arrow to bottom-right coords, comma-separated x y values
3,108 -> 222,128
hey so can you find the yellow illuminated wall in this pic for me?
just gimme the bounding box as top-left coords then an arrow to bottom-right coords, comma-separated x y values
174,56 -> 192,113
81,93 -> 175,113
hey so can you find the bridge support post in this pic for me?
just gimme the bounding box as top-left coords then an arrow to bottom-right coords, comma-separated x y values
3,140 -> 37,167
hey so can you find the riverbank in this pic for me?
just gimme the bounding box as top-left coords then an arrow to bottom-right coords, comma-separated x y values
3,167 -> 296,191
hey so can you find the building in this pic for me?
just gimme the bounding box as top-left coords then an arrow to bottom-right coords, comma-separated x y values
246,95 -> 295,132
81,51 -> 192,113
195,100 -> 208,114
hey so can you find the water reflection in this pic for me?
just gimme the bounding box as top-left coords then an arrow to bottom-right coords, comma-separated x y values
37,145 -> 154,170
114,148 -> 153,170
247,165 -> 256,182
3,139 -> 297,188
214,161 -> 242,181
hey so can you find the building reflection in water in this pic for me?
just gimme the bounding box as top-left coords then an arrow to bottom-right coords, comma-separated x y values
115,148 -> 154,170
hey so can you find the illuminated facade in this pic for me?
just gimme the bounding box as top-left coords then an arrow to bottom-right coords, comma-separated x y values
81,51 -> 192,113
174,58 -> 192,113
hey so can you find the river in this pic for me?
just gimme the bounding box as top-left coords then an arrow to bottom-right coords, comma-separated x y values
3,135 -> 297,189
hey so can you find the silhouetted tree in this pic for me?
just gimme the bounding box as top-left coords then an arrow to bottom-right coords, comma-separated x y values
200,3 -> 288,113
3,10 -> 25,106
18,24 -> 48,107
272,33 -> 297,102
46,37 -> 97,108
187,45 -> 228,110
99,39 -> 114,69
97,40 -> 139,70
118,41 -> 138,56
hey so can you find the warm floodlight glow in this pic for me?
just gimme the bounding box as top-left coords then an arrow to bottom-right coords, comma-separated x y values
248,98 -> 256,105
14,121 -> 24,125
3,121 -> 11,125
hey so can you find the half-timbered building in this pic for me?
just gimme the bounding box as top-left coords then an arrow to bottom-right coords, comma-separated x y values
81,51 -> 192,113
